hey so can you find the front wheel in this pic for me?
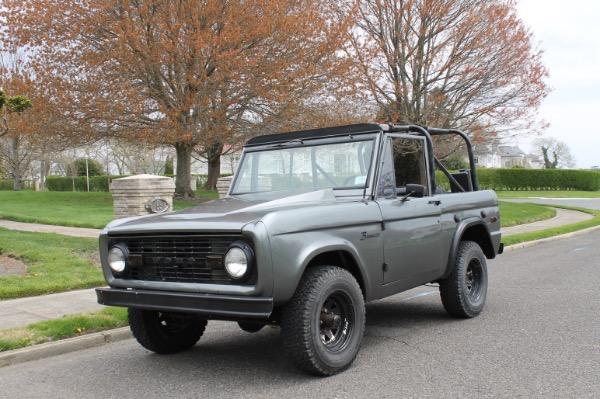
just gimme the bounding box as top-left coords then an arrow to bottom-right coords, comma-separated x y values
280,266 -> 365,376
128,308 -> 207,354
439,241 -> 488,318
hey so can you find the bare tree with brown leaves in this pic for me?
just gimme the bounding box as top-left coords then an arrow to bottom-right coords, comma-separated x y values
350,0 -> 551,153
1,0 -> 359,196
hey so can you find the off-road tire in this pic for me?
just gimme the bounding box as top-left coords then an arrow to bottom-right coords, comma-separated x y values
439,240 -> 488,318
128,308 -> 207,354
280,266 -> 365,376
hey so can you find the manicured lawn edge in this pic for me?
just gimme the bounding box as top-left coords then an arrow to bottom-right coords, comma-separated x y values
0,307 -> 128,352
502,205 -> 600,246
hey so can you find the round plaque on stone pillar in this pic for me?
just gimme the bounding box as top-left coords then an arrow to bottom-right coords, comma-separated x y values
145,197 -> 170,214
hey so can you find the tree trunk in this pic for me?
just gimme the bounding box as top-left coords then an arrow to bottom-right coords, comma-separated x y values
174,142 -> 194,198
204,142 -> 224,190
11,137 -> 21,191
40,158 -> 50,191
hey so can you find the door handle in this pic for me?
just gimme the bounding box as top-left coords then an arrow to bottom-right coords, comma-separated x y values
428,200 -> 441,206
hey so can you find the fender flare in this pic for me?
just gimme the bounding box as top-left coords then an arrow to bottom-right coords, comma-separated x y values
442,217 -> 493,279
272,236 -> 373,304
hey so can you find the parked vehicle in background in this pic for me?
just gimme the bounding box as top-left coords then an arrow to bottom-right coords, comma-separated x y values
96,123 -> 503,375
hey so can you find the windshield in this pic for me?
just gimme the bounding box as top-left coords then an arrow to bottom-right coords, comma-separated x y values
230,139 -> 375,195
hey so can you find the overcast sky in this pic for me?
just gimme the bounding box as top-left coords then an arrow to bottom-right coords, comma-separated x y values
516,0 -> 600,168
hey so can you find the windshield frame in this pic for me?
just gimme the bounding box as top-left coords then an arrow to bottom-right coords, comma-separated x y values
229,133 -> 381,199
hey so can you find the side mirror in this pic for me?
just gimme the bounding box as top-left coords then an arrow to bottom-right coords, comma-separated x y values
405,184 -> 427,198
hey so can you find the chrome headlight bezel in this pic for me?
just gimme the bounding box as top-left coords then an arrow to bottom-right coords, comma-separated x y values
224,241 -> 254,280
107,243 -> 129,275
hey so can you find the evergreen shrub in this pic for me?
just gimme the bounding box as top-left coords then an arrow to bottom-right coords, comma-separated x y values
436,168 -> 600,191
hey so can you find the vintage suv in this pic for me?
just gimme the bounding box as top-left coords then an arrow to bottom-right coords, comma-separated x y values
96,123 -> 503,376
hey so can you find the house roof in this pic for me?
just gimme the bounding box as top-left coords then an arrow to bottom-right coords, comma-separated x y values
498,145 -> 526,157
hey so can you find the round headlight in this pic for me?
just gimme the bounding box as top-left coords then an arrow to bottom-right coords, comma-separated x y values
224,242 -> 254,280
108,244 -> 128,274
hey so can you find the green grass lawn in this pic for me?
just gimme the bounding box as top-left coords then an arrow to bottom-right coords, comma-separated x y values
0,229 -> 102,299
502,205 -> 600,246
0,190 -> 219,229
499,201 -> 556,227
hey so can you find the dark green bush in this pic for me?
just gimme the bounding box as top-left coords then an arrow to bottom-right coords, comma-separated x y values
44,174 -> 216,192
45,176 -> 118,192
474,169 -> 600,191
435,169 -> 600,191
0,179 -> 34,190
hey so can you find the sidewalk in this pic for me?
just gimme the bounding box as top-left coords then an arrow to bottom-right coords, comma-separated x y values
0,288 -> 104,329
0,220 -> 101,238
0,205 -> 597,364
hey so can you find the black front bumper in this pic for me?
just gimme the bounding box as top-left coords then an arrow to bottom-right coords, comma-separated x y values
96,288 -> 273,319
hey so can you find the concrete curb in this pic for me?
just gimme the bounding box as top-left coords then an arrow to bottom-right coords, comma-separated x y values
0,327 -> 132,367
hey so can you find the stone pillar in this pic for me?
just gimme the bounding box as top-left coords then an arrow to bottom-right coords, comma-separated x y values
110,174 -> 176,219
216,176 -> 233,199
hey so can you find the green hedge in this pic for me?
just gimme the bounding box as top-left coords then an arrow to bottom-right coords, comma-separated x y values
43,174 -> 218,192
0,179 -> 35,190
45,175 -> 118,192
436,168 -> 600,191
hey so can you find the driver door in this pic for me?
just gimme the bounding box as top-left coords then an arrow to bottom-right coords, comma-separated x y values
376,135 -> 444,286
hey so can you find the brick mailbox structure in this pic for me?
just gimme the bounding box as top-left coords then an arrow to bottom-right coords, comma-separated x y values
110,174 -> 176,219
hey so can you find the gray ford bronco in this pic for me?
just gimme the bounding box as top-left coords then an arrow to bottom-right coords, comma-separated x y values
96,123 -> 503,375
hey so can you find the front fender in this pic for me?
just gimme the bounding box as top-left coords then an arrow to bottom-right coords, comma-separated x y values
269,231 -> 378,304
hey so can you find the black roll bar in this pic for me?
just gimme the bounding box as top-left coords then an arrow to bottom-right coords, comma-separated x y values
388,125 -> 479,192
426,128 -> 478,191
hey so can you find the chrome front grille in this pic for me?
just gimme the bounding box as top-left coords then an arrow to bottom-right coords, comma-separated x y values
110,235 -> 249,284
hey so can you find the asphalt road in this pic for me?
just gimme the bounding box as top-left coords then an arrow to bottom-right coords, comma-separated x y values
1,230 -> 598,398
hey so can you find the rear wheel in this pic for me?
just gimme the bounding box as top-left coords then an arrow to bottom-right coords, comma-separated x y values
439,241 -> 488,318
280,266 -> 365,376
128,308 -> 207,354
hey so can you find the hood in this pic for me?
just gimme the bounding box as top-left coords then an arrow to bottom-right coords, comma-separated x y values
104,189 -> 337,235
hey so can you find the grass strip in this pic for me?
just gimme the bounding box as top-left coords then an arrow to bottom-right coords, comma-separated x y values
0,229 -> 102,299
499,201 -> 556,227
502,205 -> 600,246
0,307 -> 128,352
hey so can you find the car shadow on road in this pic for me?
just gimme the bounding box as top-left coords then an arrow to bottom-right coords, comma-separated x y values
123,293 -> 463,382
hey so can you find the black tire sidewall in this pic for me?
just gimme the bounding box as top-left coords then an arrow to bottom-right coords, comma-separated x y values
455,242 -> 488,315
128,308 -> 206,354
310,273 -> 365,369
280,266 -> 365,375
440,241 -> 488,318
